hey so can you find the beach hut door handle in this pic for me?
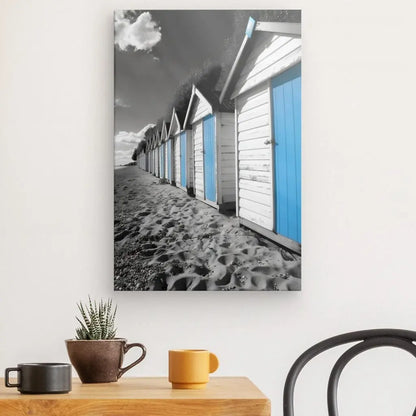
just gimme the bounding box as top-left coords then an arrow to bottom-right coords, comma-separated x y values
264,139 -> 275,145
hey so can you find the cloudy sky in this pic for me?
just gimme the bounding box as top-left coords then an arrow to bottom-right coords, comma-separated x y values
114,10 -> 300,165
113,10 -> 242,165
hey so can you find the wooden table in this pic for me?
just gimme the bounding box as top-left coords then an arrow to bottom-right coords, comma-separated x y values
0,377 -> 270,416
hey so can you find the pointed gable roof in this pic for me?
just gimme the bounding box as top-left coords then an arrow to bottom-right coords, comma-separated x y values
161,121 -> 170,142
183,85 -> 234,127
150,130 -> 156,150
167,108 -> 181,137
154,129 -> 161,146
220,18 -> 301,102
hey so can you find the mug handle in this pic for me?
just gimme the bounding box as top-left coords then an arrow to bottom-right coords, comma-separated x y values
118,343 -> 147,379
5,368 -> 21,388
209,353 -> 219,373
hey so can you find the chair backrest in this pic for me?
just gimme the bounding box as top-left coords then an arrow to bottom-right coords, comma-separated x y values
283,329 -> 416,416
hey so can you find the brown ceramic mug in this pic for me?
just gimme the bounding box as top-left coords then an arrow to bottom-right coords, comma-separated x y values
65,338 -> 146,383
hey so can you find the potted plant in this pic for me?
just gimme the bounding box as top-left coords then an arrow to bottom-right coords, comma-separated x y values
65,297 -> 146,383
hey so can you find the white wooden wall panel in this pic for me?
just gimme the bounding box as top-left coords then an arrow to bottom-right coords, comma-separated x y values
236,82 -> 273,230
174,135 -> 180,185
170,114 -> 180,136
218,113 -> 236,204
190,97 -> 211,124
155,147 -> 159,177
165,142 -> 169,180
186,130 -> 194,189
232,32 -> 301,99
193,121 -> 204,199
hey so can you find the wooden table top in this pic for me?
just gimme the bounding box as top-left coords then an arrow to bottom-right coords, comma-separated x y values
0,377 -> 271,416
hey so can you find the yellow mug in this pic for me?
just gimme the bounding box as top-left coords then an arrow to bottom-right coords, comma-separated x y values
168,349 -> 219,389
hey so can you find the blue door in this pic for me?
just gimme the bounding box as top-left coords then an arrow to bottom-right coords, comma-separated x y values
167,141 -> 171,181
160,144 -> 165,178
203,115 -> 216,202
272,63 -> 301,243
180,132 -> 187,187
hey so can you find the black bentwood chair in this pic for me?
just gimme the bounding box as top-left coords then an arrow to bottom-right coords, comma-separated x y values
283,329 -> 416,416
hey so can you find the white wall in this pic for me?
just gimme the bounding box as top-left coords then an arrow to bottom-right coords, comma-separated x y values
1,1 -> 416,415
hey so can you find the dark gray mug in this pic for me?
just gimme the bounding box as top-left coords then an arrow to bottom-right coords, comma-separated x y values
5,363 -> 72,394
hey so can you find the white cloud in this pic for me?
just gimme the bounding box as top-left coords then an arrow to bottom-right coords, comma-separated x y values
115,149 -> 136,166
115,97 -> 130,108
115,11 -> 162,52
114,124 -> 155,144
114,124 -> 155,165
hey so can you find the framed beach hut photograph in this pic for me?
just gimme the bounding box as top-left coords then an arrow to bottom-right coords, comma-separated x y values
114,10 -> 302,291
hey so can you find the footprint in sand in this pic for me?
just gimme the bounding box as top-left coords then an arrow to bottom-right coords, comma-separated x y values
190,279 -> 208,291
215,272 -> 233,287
286,276 -> 301,290
217,254 -> 235,267
175,251 -> 190,261
142,243 -> 157,250
251,275 -> 268,290
154,253 -> 169,262
166,276 -> 188,291
114,230 -> 130,242
141,248 -> 157,257
240,247 -> 258,257
161,261 -> 184,276
251,266 -> 277,275
194,265 -> 210,276
281,250 -> 296,261
218,242 -> 230,249
286,262 -> 301,278
152,272 -> 168,290
137,211 -> 151,217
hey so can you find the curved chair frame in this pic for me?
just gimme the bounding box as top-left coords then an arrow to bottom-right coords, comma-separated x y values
283,329 -> 416,416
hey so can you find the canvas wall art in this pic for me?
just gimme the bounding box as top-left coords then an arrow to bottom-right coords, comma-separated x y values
114,10 -> 302,291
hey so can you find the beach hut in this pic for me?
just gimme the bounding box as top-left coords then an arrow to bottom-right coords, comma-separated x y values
157,128 -> 165,179
137,148 -> 145,170
148,132 -> 154,174
183,85 -> 235,211
145,129 -> 152,174
167,108 -> 194,194
144,142 -> 150,172
154,129 -> 161,178
153,132 -> 158,176
136,139 -> 148,171
150,130 -> 157,176
151,129 -> 158,176
153,132 -> 157,175
160,121 -> 172,183
220,17 -> 301,252
158,123 -> 167,180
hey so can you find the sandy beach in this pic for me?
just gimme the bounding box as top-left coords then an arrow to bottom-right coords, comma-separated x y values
114,166 -> 301,291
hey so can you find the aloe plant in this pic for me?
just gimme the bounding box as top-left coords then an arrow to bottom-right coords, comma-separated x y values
75,297 -> 117,340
